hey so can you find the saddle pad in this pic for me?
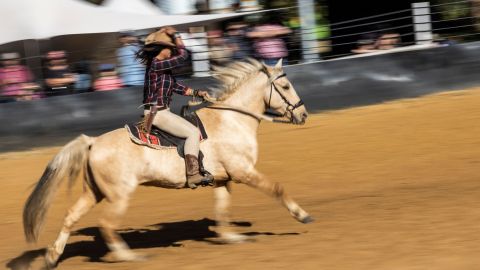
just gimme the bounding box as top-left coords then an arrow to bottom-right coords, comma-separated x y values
125,107 -> 208,151
125,123 -> 173,150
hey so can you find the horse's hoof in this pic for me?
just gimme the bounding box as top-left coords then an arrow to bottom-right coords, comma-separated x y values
44,247 -> 59,269
43,259 -> 56,270
106,251 -> 148,262
217,233 -> 253,244
44,259 -> 57,270
300,215 -> 314,224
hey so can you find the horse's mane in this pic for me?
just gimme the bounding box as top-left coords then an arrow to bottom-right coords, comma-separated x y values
211,58 -> 264,101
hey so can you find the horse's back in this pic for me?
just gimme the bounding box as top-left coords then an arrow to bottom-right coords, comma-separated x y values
90,128 -> 135,161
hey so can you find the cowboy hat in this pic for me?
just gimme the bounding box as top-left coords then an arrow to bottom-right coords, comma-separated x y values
144,29 -> 175,47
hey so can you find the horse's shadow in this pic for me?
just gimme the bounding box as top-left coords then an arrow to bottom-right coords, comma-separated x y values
6,218 -> 299,269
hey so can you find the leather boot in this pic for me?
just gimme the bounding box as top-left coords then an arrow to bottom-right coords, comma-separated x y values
185,154 -> 213,189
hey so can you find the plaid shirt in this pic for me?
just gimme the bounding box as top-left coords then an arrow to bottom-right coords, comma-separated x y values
143,47 -> 189,107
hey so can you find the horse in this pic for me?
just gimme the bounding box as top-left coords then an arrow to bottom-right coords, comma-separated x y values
23,58 -> 312,268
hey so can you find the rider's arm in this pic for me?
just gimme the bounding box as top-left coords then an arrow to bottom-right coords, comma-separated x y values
171,80 -> 191,96
150,33 -> 189,72
172,82 -> 208,97
150,47 -> 189,72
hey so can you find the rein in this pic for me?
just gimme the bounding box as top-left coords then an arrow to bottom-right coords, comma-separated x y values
202,70 -> 304,124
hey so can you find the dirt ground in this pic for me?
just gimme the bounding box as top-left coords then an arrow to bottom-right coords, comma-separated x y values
2,88 -> 480,270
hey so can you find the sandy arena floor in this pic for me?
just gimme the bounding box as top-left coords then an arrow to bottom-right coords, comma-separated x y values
1,88 -> 480,270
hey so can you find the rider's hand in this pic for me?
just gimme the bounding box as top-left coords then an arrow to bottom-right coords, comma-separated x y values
195,90 -> 209,98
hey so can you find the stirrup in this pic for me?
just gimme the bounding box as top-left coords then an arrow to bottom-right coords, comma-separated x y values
187,173 -> 214,189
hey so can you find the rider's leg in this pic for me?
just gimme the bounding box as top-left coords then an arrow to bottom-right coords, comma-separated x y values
151,108 -> 200,155
149,109 -> 212,188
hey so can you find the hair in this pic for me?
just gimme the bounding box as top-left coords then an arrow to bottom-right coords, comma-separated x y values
136,43 -> 178,70
136,44 -> 163,65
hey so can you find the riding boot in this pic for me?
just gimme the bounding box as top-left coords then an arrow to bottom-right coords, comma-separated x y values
185,154 -> 213,189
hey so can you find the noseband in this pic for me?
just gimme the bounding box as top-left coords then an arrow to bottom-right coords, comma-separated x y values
267,72 -> 304,121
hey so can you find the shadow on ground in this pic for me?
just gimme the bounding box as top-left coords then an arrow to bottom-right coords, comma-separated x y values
6,218 -> 299,269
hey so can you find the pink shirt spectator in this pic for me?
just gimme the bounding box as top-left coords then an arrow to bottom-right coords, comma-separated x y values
251,24 -> 289,59
93,76 -> 123,91
0,65 -> 33,97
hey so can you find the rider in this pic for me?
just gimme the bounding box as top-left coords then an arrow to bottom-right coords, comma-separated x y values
137,27 -> 212,188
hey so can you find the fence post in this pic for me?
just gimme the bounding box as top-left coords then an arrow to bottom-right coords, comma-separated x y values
209,0 -> 232,13
183,28 -> 210,77
412,2 -> 433,44
297,0 -> 320,62
22,40 -> 43,81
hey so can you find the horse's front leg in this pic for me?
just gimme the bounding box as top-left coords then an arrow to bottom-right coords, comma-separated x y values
232,169 -> 314,224
213,181 -> 250,243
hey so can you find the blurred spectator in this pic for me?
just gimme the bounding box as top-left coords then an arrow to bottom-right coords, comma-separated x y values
44,50 -> 76,96
352,33 -> 379,54
116,31 -> 144,87
433,34 -> 457,47
0,52 -> 40,102
247,20 -> 292,66
73,59 -> 92,92
93,63 -> 123,91
207,30 -> 231,65
224,21 -> 253,60
376,32 -> 401,50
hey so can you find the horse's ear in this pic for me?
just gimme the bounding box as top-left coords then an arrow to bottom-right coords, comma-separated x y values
261,61 -> 273,76
274,58 -> 283,69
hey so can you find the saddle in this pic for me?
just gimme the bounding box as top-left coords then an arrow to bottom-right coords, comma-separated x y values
126,105 -> 207,150
125,106 -> 211,184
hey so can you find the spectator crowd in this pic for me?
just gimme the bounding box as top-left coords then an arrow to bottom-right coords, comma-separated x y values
1,18 -> 419,103
0,31 -> 145,103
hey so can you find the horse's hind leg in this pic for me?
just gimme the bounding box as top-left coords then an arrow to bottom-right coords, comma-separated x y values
45,188 -> 98,268
233,169 -> 313,224
99,195 -> 145,262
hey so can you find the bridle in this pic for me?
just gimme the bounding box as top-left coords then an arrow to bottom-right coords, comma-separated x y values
267,72 -> 304,121
202,69 -> 305,124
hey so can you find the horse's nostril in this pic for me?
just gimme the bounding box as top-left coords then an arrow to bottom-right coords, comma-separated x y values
302,113 -> 308,119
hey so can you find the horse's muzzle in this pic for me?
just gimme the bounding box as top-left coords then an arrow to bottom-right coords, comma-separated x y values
293,111 -> 308,125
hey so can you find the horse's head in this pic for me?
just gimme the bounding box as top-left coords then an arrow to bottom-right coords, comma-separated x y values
262,59 -> 308,125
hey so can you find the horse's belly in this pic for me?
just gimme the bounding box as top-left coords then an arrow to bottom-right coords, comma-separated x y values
140,179 -> 185,189
141,148 -> 187,185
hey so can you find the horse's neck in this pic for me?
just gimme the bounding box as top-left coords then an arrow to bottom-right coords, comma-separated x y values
221,72 -> 267,116
200,72 -> 268,135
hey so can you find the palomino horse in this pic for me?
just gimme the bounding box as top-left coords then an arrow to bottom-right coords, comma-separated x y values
23,59 -> 312,268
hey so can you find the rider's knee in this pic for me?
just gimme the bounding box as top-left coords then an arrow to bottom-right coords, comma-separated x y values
187,127 -> 201,140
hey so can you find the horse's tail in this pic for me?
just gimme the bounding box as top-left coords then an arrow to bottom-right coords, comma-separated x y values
23,134 -> 95,243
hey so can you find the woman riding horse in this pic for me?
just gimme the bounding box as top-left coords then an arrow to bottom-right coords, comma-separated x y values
23,52 -> 312,267
137,27 -> 212,188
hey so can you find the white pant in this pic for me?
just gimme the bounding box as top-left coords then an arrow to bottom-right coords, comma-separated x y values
145,108 -> 200,157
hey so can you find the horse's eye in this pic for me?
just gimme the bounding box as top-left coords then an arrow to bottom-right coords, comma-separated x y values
282,84 -> 290,90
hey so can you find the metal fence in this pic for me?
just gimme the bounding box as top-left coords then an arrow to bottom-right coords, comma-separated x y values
0,0 -> 479,102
